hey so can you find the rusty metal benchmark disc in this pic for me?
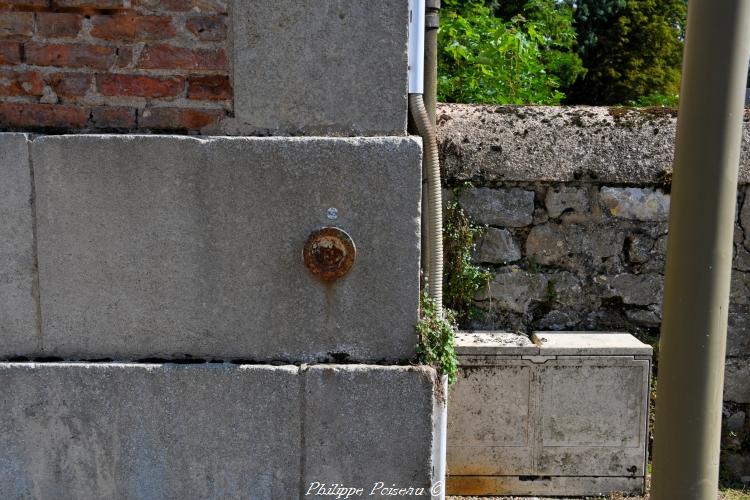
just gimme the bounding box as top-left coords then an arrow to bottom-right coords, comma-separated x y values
303,227 -> 356,282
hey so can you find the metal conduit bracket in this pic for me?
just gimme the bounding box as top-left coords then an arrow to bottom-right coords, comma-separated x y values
426,0 -> 440,29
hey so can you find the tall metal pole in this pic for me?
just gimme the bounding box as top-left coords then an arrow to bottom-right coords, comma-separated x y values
651,1 -> 750,498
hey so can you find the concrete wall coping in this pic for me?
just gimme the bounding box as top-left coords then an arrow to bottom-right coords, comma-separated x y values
455,331 -> 653,357
30,133 -> 422,147
454,331 -> 537,355
437,104 -> 750,184
532,332 -> 653,356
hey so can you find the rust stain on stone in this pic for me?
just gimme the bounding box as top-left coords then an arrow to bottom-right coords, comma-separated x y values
447,476 -> 512,496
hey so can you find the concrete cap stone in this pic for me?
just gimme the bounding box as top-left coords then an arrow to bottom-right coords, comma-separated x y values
531,331 -> 653,356
455,331 -> 539,356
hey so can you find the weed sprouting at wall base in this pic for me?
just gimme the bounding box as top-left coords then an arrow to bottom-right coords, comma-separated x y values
416,293 -> 459,386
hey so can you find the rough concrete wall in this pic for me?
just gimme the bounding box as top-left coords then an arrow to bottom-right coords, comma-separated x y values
0,363 -> 435,498
437,103 -> 750,481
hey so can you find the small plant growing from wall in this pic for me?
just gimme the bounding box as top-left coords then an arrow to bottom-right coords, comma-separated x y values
443,198 -> 492,325
416,293 -> 459,385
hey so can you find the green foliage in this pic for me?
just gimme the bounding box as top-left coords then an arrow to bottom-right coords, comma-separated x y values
545,280 -> 558,303
565,0 -> 687,105
438,0 -> 584,104
437,0 -> 688,106
488,0 -> 586,89
443,198 -> 492,324
564,0 -> 627,59
416,293 -> 459,385
629,92 -> 680,107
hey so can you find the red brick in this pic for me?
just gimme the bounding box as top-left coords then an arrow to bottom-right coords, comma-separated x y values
36,13 -> 83,39
138,44 -> 227,70
134,0 -> 227,13
139,106 -> 222,130
97,73 -> 184,97
187,75 -> 230,100
115,45 -> 133,68
92,106 -> 135,128
0,42 -> 21,65
185,15 -> 226,41
53,0 -> 125,7
0,69 -> 43,96
0,0 -> 50,7
0,102 -> 89,129
45,72 -> 91,97
91,15 -> 175,41
0,13 -> 33,40
25,43 -> 116,69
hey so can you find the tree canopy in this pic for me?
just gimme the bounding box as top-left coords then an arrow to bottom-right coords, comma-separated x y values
565,0 -> 686,105
438,0 -> 688,105
437,0 -> 584,104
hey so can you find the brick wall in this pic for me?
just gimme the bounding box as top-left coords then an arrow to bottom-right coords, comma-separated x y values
0,0 -> 230,132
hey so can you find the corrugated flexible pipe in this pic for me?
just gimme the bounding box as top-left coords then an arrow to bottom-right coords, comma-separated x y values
410,94 -> 444,313
408,0 -> 443,314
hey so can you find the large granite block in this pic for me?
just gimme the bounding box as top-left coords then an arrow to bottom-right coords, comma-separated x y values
303,365 -> 436,496
32,135 -> 421,362
0,363 -> 300,499
0,363 -> 438,497
0,133 -> 38,357
231,0 -> 409,135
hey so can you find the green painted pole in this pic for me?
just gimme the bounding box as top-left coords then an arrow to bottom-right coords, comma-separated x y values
651,1 -> 750,498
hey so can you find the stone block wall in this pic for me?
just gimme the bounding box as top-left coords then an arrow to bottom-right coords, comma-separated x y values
438,103 -> 750,482
0,0 -> 230,132
0,2 -> 437,494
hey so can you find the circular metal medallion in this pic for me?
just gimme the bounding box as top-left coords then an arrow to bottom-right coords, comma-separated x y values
303,227 -> 356,282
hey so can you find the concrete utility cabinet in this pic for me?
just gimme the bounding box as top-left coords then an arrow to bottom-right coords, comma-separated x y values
447,331 -> 652,497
